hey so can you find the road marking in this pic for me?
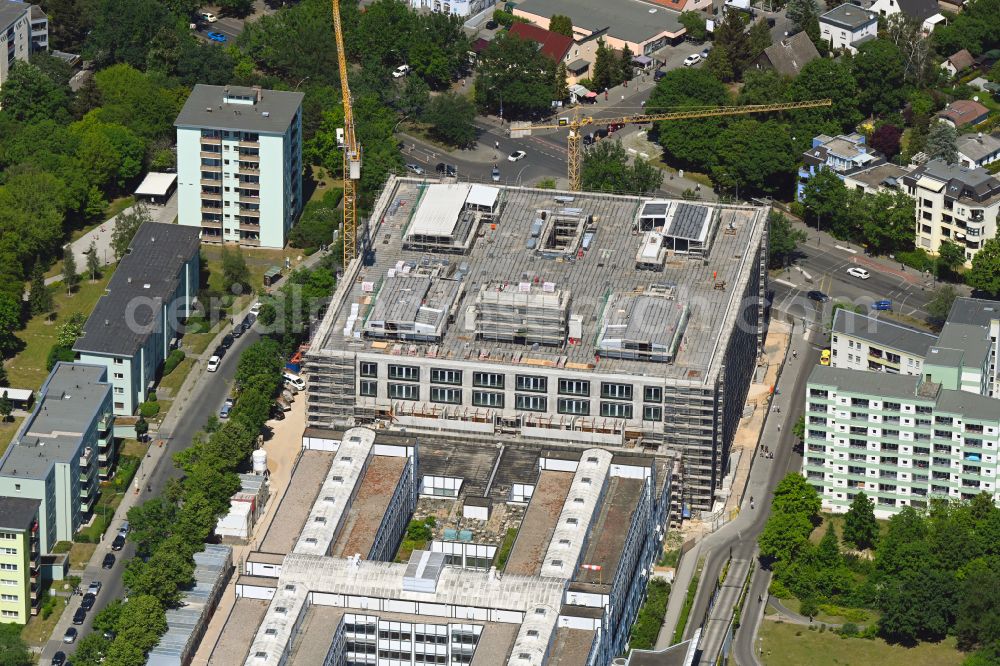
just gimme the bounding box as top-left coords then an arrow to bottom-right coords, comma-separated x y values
773,278 -> 797,288
835,245 -> 858,254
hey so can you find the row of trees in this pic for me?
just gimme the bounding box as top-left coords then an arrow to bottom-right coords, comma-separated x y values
759,475 -> 1000,663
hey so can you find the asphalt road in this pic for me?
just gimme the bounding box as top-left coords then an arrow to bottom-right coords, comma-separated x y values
40,327 -> 260,663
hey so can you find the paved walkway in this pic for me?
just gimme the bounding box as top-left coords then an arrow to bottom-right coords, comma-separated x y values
46,194 -> 178,286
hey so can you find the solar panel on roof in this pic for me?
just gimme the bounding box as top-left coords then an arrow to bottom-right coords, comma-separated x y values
668,204 -> 710,240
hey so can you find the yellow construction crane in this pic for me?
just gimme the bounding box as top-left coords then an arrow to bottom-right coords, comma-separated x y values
510,99 -> 833,191
331,0 -> 362,266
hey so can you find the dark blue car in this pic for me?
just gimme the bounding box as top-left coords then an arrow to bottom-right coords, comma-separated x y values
207,31 -> 227,43
872,299 -> 892,311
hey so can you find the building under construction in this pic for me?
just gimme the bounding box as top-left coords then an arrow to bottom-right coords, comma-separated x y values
304,177 -> 769,512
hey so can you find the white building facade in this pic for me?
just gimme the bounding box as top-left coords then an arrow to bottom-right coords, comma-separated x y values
819,4 -> 878,53
175,85 -> 304,248
408,0 -> 496,16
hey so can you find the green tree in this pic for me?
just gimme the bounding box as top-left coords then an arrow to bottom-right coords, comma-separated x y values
0,294 -> 21,358
72,633 -> 110,666
548,14 -> 573,37
396,74 -> 431,119
711,119 -> 796,197
86,240 -> 101,281
647,68 -> 731,171
843,492 -> 879,550
879,564 -> 956,643
747,19 -> 772,62
936,240 -> 967,278
852,39 -> 907,117
706,43 -> 736,83
258,302 -> 277,327
712,10 -> 751,80
772,473 -> 822,517
0,623 -> 31,666
553,61 -> 570,102
926,123 -> 959,164
926,284 -> 958,328
111,205 -> 151,259
592,39 -> 617,92
786,0 -> 820,35
475,31 -> 555,119
0,392 -> 12,423
768,211 -> 806,268
759,509 -> 815,563
221,248 -> 251,294
817,521 -> 841,568
88,0 -> 173,69
738,69 -> 788,105
218,0 -> 253,16
0,61 -> 71,123
63,244 -> 80,294
678,11 -> 707,41
581,140 -> 663,194
968,238 -> 1000,296
135,415 -> 149,441
955,558 -> 1000,651
57,312 -> 87,348
801,167 -> 849,236
113,594 -> 167,653
28,259 -> 53,317
789,58 -> 861,136
857,190 -> 915,254
237,0 -> 339,85
423,93 -> 477,148
122,540 -> 195,607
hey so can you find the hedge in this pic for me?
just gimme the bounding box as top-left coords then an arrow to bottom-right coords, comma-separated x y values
162,349 -> 186,376
630,578 -> 671,650
139,401 -> 160,418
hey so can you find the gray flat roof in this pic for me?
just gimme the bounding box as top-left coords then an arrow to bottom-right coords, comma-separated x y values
0,363 -> 109,480
808,365 -> 923,402
574,475 -> 644,585
0,497 -> 40,530
932,322 -> 992,370
0,1 -> 28,28
946,297 -> 1000,327
74,222 -> 200,357
832,310 -> 936,357
515,0 -> 683,42
175,84 -> 303,134
259,450 -> 335,555
820,3 -> 877,28
844,163 -> 912,189
313,179 -> 767,383
935,388 -> 1000,422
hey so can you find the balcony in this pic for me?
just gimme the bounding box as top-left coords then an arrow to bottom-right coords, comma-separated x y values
239,194 -> 261,204
201,218 -> 223,229
200,178 -> 222,187
239,140 -> 259,148
239,179 -> 261,189
239,222 -> 261,232
239,209 -> 260,218
238,153 -> 260,163
201,192 -> 223,202
79,448 -> 93,467
201,164 -> 222,173
239,237 -> 261,247
200,150 -> 222,159
201,136 -> 222,145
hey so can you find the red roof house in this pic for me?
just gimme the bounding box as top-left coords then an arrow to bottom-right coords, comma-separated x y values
508,23 -> 573,62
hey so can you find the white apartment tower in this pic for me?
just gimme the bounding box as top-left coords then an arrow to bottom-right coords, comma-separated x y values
175,84 -> 304,248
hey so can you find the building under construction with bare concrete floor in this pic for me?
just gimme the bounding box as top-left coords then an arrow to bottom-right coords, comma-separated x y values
304,177 -> 769,513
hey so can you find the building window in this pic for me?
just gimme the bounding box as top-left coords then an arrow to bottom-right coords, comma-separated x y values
430,387 -> 462,404
601,402 -> 633,419
643,405 -> 662,421
472,391 -> 504,408
359,362 -> 378,377
643,386 -> 662,403
515,394 -> 547,412
113,358 -> 123,365
359,380 -> 377,397
558,379 -> 590,396
430,368 -> 462,385
113,373 -> 124,380
113,387 -> 124,395
114,402 -> 124,410
601,382 -> 633,400
473,372 -> 505,389
557,398 -> 590,415
0,610 -> 17,618
515,375 -> 547,393
0,594 -> 17,601
388,364 -> 420,382
0,564 -> 16,571
388,383 -> 419,401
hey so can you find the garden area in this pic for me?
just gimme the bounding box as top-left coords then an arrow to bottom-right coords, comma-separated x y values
759,474 -> 1000,664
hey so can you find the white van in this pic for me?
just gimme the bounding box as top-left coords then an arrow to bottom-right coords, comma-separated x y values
200,11 -> 217,22
283,372 -> 305,391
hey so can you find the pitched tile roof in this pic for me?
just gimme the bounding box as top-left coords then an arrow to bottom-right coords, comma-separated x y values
759,31 -> 820,77
509,23 -> 573,62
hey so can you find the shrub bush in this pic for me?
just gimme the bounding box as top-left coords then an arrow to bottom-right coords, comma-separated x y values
897,248 -> 934,273
840,623 -> 860,636
139,401 -> 160,418
162,349 -> 185,376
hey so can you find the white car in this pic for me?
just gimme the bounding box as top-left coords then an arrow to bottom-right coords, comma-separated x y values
508,150 -> 527,162
847,267 -> 871,279
392,64 -> 411,78
207,355 -> 221,372
200,11 -> 217,22
249,301 -> 261,316
683,54 -> 701,67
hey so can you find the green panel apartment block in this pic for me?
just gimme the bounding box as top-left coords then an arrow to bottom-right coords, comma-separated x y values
0,497 -> 41,623
803,365 -> 1000,519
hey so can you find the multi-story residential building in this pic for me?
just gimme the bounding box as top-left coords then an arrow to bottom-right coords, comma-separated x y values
830,309 -> 936,375
175,84 -> 304,248
945,297 -> 1000,398
869,0 -> 944,32
304,178 -> 769,513
797,132 -> 881,200
802,365 -> 1000,518
0,498 -> 40,623
819,4 -> 877,53
902,158 -> 1000,266
212,427 -> 672,666
0,0 -> 46,87
407,0 -> 496,17
74,222 -> 199,416
957,132 -> 1000,169
0,364 -> 113,563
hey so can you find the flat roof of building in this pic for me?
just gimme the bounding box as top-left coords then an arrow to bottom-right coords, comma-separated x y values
135,172 -> 177,197
832,310 -> 936,357
331,455 -> 407,558
258,450 -> 335,554
208,597 -> 269,666
515,0 -> 683,41
0,497 -> 40,530
74,222 -> 200,357
549,627 -> 597,665
574,476 -> 644,585
505,470 -> 574,576
175,84 -> 303,134
947,297 -> 1000,327
312,179 -> 767,384
821,3 -> 877,28
844,162 -> 912,189
0,363 -> 109,480
932,322 -> 992,370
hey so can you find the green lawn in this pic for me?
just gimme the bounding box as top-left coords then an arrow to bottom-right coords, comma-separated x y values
0,417 -> 24,457
773,597 -> 879,626
759,621 -> 966,666
21,595 -> 69,646
5,273 -> 114,391
68,543 -> 97,570
158,357 -> 195,397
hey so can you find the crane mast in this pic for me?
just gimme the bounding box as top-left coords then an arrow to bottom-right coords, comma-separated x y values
331,0 -> 361,266
511,99 -> 834,191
